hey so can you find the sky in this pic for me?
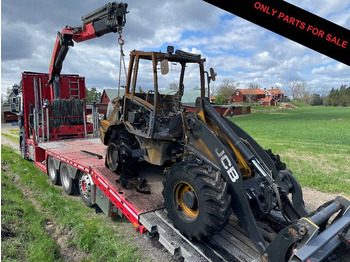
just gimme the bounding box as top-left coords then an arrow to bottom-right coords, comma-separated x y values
1,0 -> 350,99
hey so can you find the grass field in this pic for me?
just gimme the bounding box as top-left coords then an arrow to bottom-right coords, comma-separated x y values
229,106 -> 350,195
1,146 -> 144,262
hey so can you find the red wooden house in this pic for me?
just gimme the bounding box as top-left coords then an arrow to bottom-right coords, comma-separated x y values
258,97 -> 276,106
232,89 -> 266,103
265,88 -> 284,101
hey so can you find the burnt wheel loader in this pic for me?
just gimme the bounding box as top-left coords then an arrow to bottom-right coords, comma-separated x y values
100,48 -> 350,261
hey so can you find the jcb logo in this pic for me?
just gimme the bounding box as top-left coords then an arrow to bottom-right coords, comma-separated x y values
215,148 -> 239,183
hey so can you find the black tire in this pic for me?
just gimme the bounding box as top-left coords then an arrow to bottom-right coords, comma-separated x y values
106,130 -> 121,172
48,156 -> 60,185
78,172 -> 94,207
162,161 -> 232,241
266,149 -> 286,171
60,163 -> 75,195
20,139 -> 28,160
106,128 -> 139,183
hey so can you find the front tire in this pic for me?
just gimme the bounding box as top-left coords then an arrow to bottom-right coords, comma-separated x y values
162,161 -> 232,240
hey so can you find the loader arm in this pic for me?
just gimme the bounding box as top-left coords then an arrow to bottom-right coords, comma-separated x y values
203,0 -> 350,66
187,97 -> 350,260
48,2 -> 128,98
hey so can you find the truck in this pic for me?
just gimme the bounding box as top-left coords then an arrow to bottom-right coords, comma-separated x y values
13,1 -> 349,262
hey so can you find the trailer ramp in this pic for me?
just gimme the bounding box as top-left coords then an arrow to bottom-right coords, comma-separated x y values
140,209 -> 260,262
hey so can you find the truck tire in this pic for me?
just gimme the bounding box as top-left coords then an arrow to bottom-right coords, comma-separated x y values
60,163 -> 75,195
48,156 -> 60,185
163,161 -> 232,240
20,139 -> 28,160
78,172 -> 94,207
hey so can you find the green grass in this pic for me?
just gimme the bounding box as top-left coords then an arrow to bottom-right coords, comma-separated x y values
229,106 -> 350,195
1,145 -> 143,262
1,133 -> 19,143
1,170 -> 61,262
8,129 -> 19,136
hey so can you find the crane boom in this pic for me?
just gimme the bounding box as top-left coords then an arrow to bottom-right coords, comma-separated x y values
48,2 -> 128,99
204,0 -> 350,66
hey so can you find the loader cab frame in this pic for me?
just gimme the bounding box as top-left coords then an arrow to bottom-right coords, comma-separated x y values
123,49 -> 206,140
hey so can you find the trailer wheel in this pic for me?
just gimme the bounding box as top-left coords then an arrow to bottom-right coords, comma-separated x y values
163,161 -> 232,241
79,172 -> 94,207
60,163 -> 75,195
48,157 -> 60,185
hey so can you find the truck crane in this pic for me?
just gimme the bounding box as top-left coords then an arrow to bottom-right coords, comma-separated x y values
48,2 -> 128,99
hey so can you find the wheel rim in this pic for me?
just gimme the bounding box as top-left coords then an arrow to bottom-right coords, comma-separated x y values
79,173 -> 91,199
107,143 -> 119,171
48,158 -> 56,181
174,181 -> 199,221
61,165 -> 70,188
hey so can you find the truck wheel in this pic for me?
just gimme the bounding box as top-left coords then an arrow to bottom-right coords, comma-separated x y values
79,172 -> 94,207
20,139 -> 28,160
163,161 -> 232,240
48,157 -> 60,185
60,163 -> 75,195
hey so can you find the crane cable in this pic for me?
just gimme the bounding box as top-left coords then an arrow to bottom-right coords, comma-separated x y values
118,30 -> 127,98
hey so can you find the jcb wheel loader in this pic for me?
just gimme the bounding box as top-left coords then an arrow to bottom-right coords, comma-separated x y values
100,47 -> 350,261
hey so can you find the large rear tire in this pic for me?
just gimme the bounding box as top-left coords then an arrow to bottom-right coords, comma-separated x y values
163,161 -> 232,240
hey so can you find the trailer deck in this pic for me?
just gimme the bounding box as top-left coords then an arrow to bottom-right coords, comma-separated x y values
37,137 -> 262,261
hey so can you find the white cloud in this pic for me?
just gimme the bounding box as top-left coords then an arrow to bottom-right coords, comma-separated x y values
1,0 -> 349,99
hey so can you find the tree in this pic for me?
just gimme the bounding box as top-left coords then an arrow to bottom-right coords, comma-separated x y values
2,86 -> 14,105
326,85 -> 350,107
217,79 -> 239,104
86,87 -> 101,103
286,80 -> 307,101
310,94 -> 323,106
214,94 -> 224,105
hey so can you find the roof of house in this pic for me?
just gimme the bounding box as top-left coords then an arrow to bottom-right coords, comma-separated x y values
267,88 -> 284,95
259,97 -> 275,102
101,88 -> 125,102
238,89 -> 265,95
158,88 -> 202,103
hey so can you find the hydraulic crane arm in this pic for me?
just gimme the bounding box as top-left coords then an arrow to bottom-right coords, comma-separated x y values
203,0 -> 350,66
49,2 -> 128,98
